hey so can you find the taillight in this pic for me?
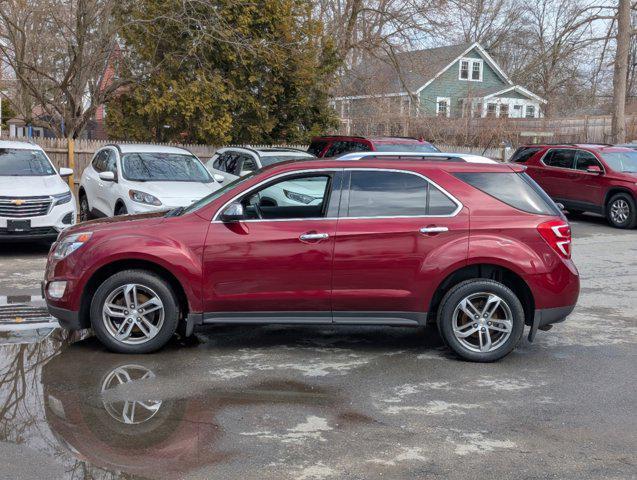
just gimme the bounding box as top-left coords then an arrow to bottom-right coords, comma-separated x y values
537,220 -> 571,259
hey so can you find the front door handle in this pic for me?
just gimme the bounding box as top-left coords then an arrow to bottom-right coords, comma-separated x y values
419,226 -> 449,234
299,232 -> 329,242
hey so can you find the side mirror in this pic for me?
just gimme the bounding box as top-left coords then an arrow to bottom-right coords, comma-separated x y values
99,171 -> 116,182
586,165 -> 602,174
219,202 -> 244,222
59,167 -> 73,178
213,174 -> 225,183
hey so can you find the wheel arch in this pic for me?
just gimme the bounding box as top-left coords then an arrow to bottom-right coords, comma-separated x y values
603,187 -> 635,213
428,263 -> 535,326
79,259 -> 191,329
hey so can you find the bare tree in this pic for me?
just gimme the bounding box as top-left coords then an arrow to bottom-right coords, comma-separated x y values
611,0 -> 631,142
0,0 -> 131,138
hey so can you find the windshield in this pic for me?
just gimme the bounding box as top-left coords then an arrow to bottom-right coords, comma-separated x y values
0,149 -> 56,176
601,151 -> 637,172
181,171 -> 257,215
122,152 -> 212,182
374,143 -> 440,153
260,155 -> 313,167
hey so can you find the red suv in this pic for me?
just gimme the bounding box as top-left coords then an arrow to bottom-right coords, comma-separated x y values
44,158 -> 579,362
308,136 -> 439,157
511,144 -> 637,228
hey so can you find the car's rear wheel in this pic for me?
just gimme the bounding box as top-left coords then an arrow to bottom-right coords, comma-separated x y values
90,270 -> 179,353
437,279 -> 525,362
79,194 -> 92,222
606,193 -> 637,229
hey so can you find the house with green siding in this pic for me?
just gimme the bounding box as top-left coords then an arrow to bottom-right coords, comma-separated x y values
332,42 -> 545,123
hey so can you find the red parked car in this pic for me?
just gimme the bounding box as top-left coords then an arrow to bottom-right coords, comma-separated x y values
510,144 -> 637,228
44,157 -> 579,362
308,135 -> 439,157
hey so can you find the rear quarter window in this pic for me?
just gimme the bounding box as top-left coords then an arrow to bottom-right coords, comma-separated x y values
510,147 -> 541,163
454,172 -> 560,216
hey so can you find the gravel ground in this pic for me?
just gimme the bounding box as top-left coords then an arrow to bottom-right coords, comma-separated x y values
0,213 -> 635,480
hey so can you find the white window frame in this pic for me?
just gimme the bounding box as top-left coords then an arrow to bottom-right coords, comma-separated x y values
458,58 -> 483,82
525,105 -> 536,118
436,97 -> 451,117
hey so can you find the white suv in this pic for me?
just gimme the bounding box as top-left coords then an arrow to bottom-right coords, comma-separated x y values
206,147 -> 315,183
0,140 -> 76,241
79,144 -> 220,219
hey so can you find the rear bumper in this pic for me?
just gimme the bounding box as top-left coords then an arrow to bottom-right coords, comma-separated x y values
528,304 -> 575,342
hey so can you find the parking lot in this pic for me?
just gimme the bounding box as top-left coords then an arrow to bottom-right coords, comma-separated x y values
0,214 -> 635,480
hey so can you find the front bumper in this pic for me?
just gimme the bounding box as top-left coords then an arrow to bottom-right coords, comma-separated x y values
47,304 -> 85,330
528,304 -> 575,342
0,201 -> 76,241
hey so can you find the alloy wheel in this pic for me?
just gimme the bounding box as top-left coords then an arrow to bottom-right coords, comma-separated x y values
452,292 -> 513,353
610,199 -> 630,224
102,283 -> 165,345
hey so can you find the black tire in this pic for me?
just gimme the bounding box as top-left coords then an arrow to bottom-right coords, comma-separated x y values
114,202 -> 128,216
79,193 -> 92,222
90,270 -> 180,353
437,279 -> 525,362
606,192 -> 637,229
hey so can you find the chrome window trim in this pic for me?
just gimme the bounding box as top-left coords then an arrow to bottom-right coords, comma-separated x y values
211,167 -> 463,223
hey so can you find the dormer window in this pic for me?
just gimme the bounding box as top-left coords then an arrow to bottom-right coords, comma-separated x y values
459,58 -> 483,82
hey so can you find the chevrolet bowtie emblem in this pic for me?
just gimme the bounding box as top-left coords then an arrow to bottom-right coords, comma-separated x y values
11,199 -> 25,206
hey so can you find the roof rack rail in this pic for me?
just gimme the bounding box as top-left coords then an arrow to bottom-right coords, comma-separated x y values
335,151 -> 496,163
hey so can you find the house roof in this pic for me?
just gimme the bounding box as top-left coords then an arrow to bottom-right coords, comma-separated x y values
336,43 -> 473,97
334,42 -> 521,99
465,85 -> 547,103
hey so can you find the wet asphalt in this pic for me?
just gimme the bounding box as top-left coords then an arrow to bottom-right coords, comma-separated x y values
0,213 -> 635,480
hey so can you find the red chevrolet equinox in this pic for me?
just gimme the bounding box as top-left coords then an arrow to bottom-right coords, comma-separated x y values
44,158 -> 579,362
511,144 -> 637,228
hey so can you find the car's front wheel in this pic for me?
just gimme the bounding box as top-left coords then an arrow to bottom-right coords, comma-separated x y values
90,270 -> 180,353
606,193 -> 637,229
79,194 -> 92,222
437,279 -> 525,362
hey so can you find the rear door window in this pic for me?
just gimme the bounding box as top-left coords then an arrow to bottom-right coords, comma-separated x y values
510,147 -> 541,163
543,149 -> 575,169
454,172 -> 560,215
346,170 -> 457,217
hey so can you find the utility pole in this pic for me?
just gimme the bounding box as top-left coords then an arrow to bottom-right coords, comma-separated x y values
611,0 -> 631,143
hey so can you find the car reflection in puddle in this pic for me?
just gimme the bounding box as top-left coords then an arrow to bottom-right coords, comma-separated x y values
36,337 -> 355,479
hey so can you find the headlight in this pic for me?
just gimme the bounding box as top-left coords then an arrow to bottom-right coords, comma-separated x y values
51,191 -> 72,207
283,189 -> 317,205
52,232 -> 92,259
129,190 -> 162,206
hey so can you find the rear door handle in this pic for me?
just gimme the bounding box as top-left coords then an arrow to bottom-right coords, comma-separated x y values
299,232 -> 329,242
419,226 -> 449,234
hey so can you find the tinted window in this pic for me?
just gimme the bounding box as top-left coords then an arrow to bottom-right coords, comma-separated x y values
544,149 -> 575,169
0,149 -> 55,176
347,170 -> 456,217
455,172 -> 559,215
92,150 -> 107,172
260,154 -> 314,167
225,154 -> 239,175
510,147 -> 541,163
325,141 -> 370,157
239,156 -> 258,175
212,153 -> 224,170
308,140 -> 328,156
575,150 -> 601,171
